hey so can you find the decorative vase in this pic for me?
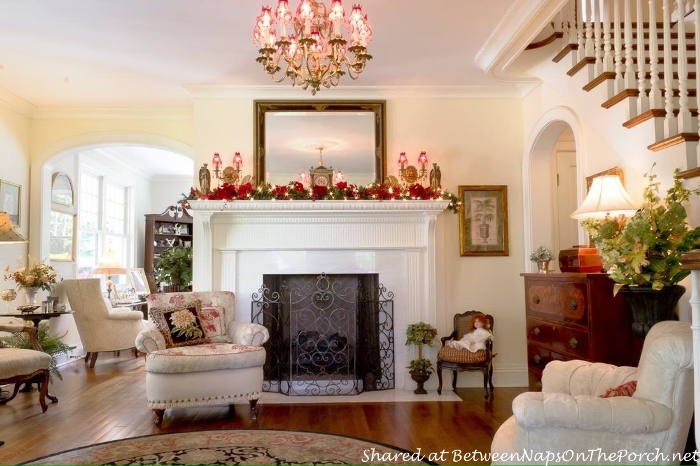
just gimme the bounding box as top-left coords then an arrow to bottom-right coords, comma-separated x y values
23,286 -> 40,305
536,260 -> 551,274
618,285 -> 684,338
410,371 -> 430,395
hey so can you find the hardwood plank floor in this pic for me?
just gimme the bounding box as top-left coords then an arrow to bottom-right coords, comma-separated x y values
0,353 -> 526,465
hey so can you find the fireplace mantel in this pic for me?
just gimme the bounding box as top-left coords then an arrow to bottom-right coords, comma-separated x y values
189,199 -> 449,390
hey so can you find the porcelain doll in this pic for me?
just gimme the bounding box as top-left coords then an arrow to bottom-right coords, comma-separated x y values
447,314 -> 491,352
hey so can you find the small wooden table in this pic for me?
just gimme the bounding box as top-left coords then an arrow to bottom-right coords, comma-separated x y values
0,310 -> 74,327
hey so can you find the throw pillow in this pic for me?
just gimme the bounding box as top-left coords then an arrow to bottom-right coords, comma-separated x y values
149,300 -> 210,348
199,306 -> 227,338
600,380 -> 637,398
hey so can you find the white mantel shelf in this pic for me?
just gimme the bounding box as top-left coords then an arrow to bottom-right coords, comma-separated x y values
188,199 -> 451,213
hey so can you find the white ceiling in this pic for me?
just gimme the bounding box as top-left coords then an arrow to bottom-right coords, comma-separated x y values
0,0 -> 523,178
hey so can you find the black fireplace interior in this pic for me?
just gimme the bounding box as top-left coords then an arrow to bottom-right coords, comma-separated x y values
251,273 -> 394,396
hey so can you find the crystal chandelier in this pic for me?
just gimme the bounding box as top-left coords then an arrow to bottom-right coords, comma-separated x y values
253,0 -> 372,95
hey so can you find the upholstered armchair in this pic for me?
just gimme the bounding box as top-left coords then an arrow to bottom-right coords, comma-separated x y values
0,323 -> 58,412
491,321 -> 693,465
63,278 -> 146,368
135,291 -> 269,426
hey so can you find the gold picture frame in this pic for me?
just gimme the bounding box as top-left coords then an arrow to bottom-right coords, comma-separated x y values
0,180 -> 21,227
459,185 -> 509,256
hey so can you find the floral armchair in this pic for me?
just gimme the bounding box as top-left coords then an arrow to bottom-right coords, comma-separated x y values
135,291 -> 269,426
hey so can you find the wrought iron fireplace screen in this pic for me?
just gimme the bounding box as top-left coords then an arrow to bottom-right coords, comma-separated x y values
251,272 -> 394,396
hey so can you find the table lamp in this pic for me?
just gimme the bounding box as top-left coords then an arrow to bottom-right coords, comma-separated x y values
0,211 -> 26,243
562,174 -> 638,272
91,250 -> 126,299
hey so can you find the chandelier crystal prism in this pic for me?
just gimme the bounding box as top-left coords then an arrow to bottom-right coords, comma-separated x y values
253,0 -> 372,95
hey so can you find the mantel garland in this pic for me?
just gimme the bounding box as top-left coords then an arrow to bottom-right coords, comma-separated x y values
181,181 -> 461,213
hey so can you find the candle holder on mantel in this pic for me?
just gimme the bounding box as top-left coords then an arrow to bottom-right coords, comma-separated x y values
558,245 -> 603,273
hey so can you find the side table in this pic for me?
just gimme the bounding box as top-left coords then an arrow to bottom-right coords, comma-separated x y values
0,310 -> 74,327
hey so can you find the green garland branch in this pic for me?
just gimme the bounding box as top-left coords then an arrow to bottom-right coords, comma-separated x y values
180,181 -> 461,213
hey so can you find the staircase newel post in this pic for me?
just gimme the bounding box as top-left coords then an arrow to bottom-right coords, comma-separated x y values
637,0 -> 650,114
662,0 -> 678,137
675,0 -> 693,134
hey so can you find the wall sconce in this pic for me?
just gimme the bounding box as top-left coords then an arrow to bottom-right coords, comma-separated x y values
212,152 -> 243,186
398,151 -> 429,185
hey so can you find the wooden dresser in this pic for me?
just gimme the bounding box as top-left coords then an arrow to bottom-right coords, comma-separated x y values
522,273 -> 642,391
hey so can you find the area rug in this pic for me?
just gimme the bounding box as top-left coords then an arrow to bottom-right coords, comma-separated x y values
23,429 -> 434,465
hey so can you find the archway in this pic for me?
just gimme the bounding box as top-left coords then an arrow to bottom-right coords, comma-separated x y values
522,107 -> 584,272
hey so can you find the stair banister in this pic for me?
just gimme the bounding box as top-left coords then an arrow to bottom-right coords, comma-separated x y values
676,0 -> 693,133
638,0 -> 651,114
615,0 -> 625,94
649,0 -> 665,110
663,0 -> 678,137
594,0 -> 604,75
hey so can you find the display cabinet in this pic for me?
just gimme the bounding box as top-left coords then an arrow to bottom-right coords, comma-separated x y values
144,206 -> 192,288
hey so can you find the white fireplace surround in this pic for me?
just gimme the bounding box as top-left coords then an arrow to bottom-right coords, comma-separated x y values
189,199 -> 450,390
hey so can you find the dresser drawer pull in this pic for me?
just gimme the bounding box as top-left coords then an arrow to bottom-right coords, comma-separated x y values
569,337 -> 578,349
568,299 -> 578,310
533,355 -> 541,364
533,327 -> 540,336
532,295 -> 541,304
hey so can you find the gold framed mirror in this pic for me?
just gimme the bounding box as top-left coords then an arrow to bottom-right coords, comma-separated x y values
254,100 -> 386,186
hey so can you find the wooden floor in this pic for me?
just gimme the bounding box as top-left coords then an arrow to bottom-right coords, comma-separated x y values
0,353 -> 527,465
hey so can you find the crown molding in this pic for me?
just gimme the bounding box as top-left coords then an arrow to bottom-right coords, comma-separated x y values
475,0 -> 568,83
185,84 -> 523,100
32,107 -> 193,120
0,86 -> 37,117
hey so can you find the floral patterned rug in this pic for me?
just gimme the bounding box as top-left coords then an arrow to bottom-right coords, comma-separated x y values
23,429 -> 433,465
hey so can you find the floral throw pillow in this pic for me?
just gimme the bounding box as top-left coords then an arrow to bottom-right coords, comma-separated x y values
600,380 -> 637,398
149,300 -> 210,348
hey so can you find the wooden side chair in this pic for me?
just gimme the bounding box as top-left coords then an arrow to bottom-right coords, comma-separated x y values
437,310 -> 495,398
0,323 -> 58,412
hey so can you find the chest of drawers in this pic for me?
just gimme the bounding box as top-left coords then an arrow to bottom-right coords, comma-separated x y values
522,273 -> 641,390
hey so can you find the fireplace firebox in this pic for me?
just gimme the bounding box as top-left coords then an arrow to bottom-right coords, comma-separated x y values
252,273 -> 394,396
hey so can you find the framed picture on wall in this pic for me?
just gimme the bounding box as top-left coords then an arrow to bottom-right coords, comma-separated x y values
459,185 -> 509,256
0,180 -> 21,227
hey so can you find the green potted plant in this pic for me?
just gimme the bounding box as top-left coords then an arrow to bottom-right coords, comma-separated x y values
405,322 -> 438,394
1,322 -> 75,381
582,164 -> 700,336
474,199 -> 496,243
154,245 -> 193,292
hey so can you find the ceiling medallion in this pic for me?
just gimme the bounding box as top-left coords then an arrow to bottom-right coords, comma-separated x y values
253,0 -> 372,95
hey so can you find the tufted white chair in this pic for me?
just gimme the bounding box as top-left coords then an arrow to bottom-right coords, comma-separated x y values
0,324 -> 57,412
491,321 -> 693,465
135,291 -> 269,426
63,278 -> 146,368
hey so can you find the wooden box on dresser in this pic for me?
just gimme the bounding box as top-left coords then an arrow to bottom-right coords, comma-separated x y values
522,272 -> 642,391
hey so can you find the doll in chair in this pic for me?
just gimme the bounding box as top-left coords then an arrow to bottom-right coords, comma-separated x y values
446,314 -> 491,352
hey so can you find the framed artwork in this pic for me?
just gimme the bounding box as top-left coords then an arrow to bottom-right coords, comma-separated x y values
0,180 -> 21,227
128,268 -> 149,296
459,185 -> 509,256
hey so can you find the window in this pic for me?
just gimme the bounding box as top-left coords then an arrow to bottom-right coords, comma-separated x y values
77,171 -> 130,284
50,172 -> 76,261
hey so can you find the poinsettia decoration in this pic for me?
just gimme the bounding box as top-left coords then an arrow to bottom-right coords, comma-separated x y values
181,181 -> 461,213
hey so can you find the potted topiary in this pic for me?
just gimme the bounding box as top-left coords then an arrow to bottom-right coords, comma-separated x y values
154,245 -> 193,292
405,322 -> 438,394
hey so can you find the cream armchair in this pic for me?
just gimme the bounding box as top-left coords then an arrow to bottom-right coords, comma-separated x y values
491,321 -> 693,465
135,291 -> 269,426
63,278 -> 146,368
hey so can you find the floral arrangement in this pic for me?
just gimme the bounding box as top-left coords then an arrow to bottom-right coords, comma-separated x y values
530,246 -> 555,262
180,181 -> 461,213
582,164 -> 700,294
3,257 -> 57,291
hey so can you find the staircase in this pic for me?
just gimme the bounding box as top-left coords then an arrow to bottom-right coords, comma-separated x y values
529,0 -> 700,179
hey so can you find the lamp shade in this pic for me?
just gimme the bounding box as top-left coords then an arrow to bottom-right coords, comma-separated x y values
0,211 -> 26,243
91,250 -> 126,276
571,175 -> 638,219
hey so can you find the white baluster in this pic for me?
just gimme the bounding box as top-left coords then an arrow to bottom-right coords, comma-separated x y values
676,0 -> 692,133
595,0 -> 604,75
663,0 -> 677,137
585,0 -> 595,59
579,0 -> 587,63
624,0 -> 636,90
638,0 -> 650,113
603,0 -> 615,77
615,0 -> 625,93
649,0 -> 664,110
